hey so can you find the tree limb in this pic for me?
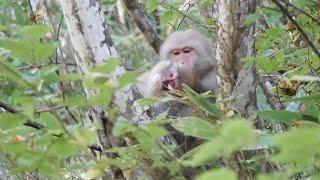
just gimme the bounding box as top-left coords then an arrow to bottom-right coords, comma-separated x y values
271,0 -> 320,58
258,78 -> 282,110
0,100 -> 17,113
279,0 -> 320,26
123,0 -> 161,53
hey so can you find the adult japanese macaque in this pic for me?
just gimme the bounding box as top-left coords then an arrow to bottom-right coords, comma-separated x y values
136,29 -> 216,158
139,29 -> 216,97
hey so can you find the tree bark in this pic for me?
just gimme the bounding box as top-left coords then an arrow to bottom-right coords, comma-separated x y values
215,0 -> 260,179
216,0 -> 258,119
123,0 -> 161,53
58,0 -> 152,178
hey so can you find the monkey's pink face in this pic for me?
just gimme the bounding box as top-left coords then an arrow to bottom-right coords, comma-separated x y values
170,47 -> 195,66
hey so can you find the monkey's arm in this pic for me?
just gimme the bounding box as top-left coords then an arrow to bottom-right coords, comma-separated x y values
136,71 -> 149,96
136,71 -> 162,98
198,70 -> 217,93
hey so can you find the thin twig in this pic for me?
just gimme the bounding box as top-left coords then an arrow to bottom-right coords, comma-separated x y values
27,0 -> 36,24
123,0 -> 162,53
261,5 -> 282,13
42,2 -> 79,123
271,0 -> 320,58
19,62 -> 77,71
304,47 -> 320,87
275,84 -> 284,109
35,106 -> 65,113
279,0 -> 320,26
43,0 -> 57,34
0,101 -> 99,152
177,0 -> 197,29
57,15 -> 64,41
258,78 -> 281,110
160,2 -> 211,32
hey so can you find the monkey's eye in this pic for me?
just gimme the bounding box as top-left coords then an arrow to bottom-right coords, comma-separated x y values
182,47 -> 193,53
172,50 -> 180,56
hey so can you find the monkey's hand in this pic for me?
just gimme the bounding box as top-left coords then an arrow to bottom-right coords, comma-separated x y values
160,71 -> 181,91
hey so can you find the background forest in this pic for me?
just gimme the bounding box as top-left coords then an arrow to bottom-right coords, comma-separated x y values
0,0 -> 319,179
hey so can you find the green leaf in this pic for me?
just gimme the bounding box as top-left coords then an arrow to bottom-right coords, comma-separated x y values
257,173 -> 288,180
199,0 -> 214,9
183,85 -> 221,118
112,117 -> 137,137
73,127 -> 97,147
197,168 -> 237,180
87,87 -> 113,106
13,6 -> 29,25
291,94 -> 320,102
1,142 -> 30,155
291,0 -> 314,8
33,42 -> 59,62
39,65 -> 59,83
59,96 -> 88,107
0,40 -> 58,63
272,127 -> 320,165
189,119 -> 257,165
136,97 -> 160,106
161,10 -> 173,25
218,119 -> 258,155
38,112 -> 61,130
172,117 -> 217,140
32,154 -> 60,177
90,57 -> 120,73
135,131 -> 158,150
86,168 -> 105,179
58,73 -> 84,81
257,88 -> 272,110
258,110 -> 301,124
0,114 -> 28,129
302,104 -> 320,122
103,157 -> 136,170
15,96 -> 35,119
146,0 -> 158,14
243,12 -> 259,26
257,133 -> 274,148
0,58 -> 33,88
49,137 -> 77,158
113,119 -> 131,137
5,126 -> 37,137
21,24 -> 51,40
0,40 -> 34,62
145,124 -> 168,138
34,134 -> 54,146
118,70 -> 140,89
0,25 -> 7,31
291,75 -> 320,82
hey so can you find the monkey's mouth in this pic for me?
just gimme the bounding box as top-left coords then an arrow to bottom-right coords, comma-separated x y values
161,79 -> 180,90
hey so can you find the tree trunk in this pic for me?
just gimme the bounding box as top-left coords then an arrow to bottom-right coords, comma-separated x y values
58,0 -> 152,178
215,0 -> 260,179
216,0 -> 258,119
123,0 -> 161,53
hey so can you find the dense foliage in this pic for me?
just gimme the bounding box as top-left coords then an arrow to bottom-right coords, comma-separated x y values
0,0 -> 319,179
